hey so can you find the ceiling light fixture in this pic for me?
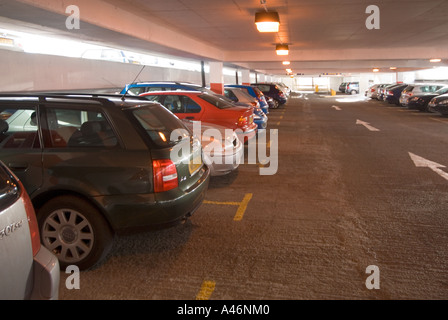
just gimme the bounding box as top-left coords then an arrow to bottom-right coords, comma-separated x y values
255,11 -> 280,32
390,67 -> 397,70
282,61 -> 291,65
286,68 -> 292,73
372,68 -> 380,72
430,58 -> 442,63
276,44 -> 289,55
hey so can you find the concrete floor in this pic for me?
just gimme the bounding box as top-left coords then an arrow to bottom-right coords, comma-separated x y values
59,92 -> 448,301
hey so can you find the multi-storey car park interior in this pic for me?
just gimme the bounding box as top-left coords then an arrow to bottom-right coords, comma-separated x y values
0,0 -> 448,304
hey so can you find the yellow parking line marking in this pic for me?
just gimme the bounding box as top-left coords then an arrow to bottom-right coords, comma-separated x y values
234,193 -> 253,221
279,115 -> 284,119
276,121 -> 281,125
204,193 -> 253,221
203,200 -> 240,205
196,281 -> 216,300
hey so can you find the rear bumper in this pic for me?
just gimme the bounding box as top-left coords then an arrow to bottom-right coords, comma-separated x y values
30,246 -> 60,300
204,137 -> 243,176
98,165 -> 210,232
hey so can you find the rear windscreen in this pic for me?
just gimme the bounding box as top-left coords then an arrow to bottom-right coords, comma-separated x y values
127,104 -> 190,148
199,94 -> 233,109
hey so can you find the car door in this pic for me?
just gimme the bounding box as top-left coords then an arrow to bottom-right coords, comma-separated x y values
38,104 -> 133,196
0,104 -> 44,197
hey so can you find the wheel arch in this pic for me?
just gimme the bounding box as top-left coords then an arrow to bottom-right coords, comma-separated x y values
31,189 -> 115,233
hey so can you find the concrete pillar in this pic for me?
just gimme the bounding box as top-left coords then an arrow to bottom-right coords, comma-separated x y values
242,69 -> 251,85
209,61 -> 224,95
258,74 -> 265,83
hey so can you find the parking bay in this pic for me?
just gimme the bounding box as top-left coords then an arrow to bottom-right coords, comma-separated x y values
59,92 -> 448,300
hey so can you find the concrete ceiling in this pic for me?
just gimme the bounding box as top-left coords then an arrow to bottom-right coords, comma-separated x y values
1,0 -> 448,76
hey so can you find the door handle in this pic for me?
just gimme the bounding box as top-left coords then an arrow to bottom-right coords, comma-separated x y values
8,162 -> 29,171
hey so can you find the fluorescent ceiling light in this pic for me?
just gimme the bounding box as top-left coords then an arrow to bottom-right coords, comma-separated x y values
282,61 -> 290,65
255,11 -> 280,32
430,58 -> 442,63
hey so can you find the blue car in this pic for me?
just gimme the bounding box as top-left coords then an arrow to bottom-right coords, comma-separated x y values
251,83 -> 287,108
120,81 -> 217,96
224,87 -> 268,132
224,85 -> 269,114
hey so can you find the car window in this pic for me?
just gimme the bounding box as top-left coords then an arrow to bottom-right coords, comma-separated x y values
127,87 -> 145,95
163,95 -> 184,113
0,106 -> 40,149
184,96 -> 201,113
224,89 -> 238,102
256,84 -> 271,92
45,107 -> 118,148
127,104 -> 190,148
198,93 -> 233,109
435,87 -> 448,95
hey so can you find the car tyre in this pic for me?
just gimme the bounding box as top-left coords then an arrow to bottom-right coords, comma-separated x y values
350,90 -> 357,95
273,99 -> 279,109
38,195 -> 114,270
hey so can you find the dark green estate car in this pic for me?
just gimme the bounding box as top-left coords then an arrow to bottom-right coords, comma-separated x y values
0,94 -> 210,270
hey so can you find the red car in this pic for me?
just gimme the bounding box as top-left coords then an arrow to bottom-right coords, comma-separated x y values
140,91 -> 257,142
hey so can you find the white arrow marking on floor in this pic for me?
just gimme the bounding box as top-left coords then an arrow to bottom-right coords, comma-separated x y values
409,152 -> 448,181
356,119 -> 380,132
331,105 -> 341,111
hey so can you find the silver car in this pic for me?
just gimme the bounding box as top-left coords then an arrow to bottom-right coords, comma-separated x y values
399,83 -> 446,106
183,121 -> 243,176
0,161 -> 60,300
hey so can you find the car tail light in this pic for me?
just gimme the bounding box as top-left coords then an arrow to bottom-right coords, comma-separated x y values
388,90 -> 393,95
238,116 -> 248,127
19,181 -> 41,257
371,88 -> 375,92
153,159 -> 178,193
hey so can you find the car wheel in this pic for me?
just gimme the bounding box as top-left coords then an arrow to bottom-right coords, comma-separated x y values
273,99 -> 279,109
38,195 -> 114,270
350,90 -> 357,95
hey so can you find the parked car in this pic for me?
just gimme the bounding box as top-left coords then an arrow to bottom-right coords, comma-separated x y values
384,83 -> 408,105
0,93 -> 210,270
428,93 -> 448,115
366,84 -> 380,99
224,84 -> 269,114
376,84 -> 391,100
251,83 -> 287,108
407,86 -> 448,112
276,82 -> 291,97
339,82 -> 348,93
399,83 -> 446,107
224,87 -> 268,133
0,160 -> 60,299
345,82 -> 360,95
120,81 -> 217,96
182,120 -> 243,176
140,91 -> 258,143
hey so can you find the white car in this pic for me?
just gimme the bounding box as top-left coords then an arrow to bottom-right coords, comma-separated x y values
0,161 -> 60,300
183,120 -> 243,176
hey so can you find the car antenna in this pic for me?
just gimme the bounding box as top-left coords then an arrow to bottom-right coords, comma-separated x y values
121,65 -> 146,101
